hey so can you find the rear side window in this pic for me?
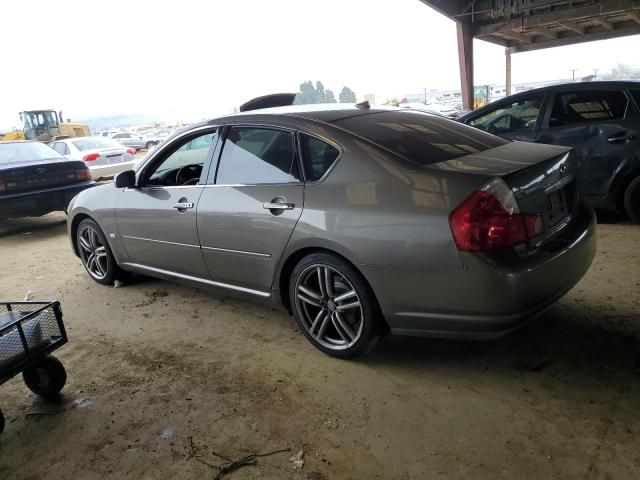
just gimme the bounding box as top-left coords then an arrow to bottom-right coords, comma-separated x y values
333,110 -> 508,165
216,127 -> 299,184
549,90 -> 629,127
468,95 -> 543,135
300,134 -> 340,181
52,142 -> 69,155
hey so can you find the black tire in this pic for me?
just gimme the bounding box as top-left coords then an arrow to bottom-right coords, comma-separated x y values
289,252 -> 381,359
0,409 -> 4,434
623,176 -> 640,224
22,355 -> 67,399
76,218 -> 126,285
145,141 -> 156,150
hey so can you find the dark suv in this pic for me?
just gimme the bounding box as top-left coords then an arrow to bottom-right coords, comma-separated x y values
460,81 -> 640,222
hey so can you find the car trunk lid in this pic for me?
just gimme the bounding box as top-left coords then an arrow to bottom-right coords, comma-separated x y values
432,141 -> 579,245
0,158 -> 88,195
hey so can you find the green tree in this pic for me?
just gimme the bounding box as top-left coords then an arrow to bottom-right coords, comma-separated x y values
324,89 -> 337,103
339,86 -> 356,103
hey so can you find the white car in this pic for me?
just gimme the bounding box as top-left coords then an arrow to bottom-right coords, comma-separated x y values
50,137 -> 137,180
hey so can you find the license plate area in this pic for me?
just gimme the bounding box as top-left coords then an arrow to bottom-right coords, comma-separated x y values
546,187 -> 571,230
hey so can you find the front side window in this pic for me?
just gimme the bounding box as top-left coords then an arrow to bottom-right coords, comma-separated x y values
216,127 -> 299,184
549,90 -> 629,127
300,134 -> 340,181
468,95 -> 543,135
144,130 -> 216,187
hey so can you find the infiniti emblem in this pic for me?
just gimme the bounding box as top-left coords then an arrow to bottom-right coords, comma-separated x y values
559,163 -> 567,175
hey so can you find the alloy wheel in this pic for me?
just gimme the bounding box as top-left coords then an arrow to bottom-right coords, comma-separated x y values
294,264 -> 364,350
78,225 -> 109,280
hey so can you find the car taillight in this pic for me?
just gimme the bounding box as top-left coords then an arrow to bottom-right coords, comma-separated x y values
449,178 -> 543,252
76,169 -> 92,181
83,153 -> 101,161
126,148 -> 136,155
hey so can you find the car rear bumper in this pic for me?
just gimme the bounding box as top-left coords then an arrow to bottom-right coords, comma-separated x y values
0,181 -> 96,219
88,160 -> 137,180
361,205 -> 597,339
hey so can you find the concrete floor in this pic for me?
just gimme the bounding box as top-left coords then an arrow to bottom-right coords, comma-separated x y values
0,212 -> 638,479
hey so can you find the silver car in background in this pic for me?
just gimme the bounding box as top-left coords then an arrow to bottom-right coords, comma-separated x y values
51,137 -> 137,180
110,132 -> 160,150
66,104 -> 596,358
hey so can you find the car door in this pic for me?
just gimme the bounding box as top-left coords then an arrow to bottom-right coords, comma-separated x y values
115,127 -> 218,278
464,93 -> 546,141
536,88 -> 640,201
197,125 -> 304,295
113,133 -> 132,148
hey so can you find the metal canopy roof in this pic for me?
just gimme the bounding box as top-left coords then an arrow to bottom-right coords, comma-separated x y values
420,0 -> 640,53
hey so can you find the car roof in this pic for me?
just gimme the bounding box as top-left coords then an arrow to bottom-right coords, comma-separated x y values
499,80 -> 640,98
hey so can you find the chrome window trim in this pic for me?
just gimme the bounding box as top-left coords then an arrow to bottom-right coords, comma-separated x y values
202,182 -> 304,188
200,245 -> 271,258
121,263 -> 271,298
122,235 -> 200,249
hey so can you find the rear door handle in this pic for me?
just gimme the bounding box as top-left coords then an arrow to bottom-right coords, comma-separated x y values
263,202 -> 295,210
173,202 -> 194,210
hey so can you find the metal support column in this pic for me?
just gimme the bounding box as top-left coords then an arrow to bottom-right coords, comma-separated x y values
505,48 -> 512,96
456,22 -> 474,110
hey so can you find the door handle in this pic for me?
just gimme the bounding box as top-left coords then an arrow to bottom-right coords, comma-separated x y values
263,202 -> 295,210
607,132 -> 637,144
173,202 -> 194,210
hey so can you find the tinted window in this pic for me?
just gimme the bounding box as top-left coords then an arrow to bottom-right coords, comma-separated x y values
334,110 -> 508,165
632,90 -> 640,109
0,142 -> 63,164
145,130 -> 216,186
216,127 -> 299,184
468,95 -> 543,135
300,134 -> 340,181
549,90 -> 628,127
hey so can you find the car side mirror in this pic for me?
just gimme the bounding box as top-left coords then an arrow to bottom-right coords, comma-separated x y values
114,170 -> 136,188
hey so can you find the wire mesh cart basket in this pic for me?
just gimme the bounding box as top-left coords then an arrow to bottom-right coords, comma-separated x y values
0,301 -> 68,433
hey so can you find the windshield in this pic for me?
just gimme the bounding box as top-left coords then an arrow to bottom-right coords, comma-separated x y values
22,111 -> 59,130
0,142 -> 63,164
73,137 -> 122,151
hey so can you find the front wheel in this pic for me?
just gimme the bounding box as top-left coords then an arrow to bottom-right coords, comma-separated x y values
624,176 -> 640,224
145,141 -> 156,150
77,218 -> 125,285
23,355 -> 67,399
290,253 -> 380,359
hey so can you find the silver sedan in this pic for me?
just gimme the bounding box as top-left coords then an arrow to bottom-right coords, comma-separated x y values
66,104 -> 596,358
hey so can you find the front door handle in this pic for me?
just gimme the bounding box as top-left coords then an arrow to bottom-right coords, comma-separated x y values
263,202 -> 295,210
173,202 -> 194,210
607,132 -> 637,144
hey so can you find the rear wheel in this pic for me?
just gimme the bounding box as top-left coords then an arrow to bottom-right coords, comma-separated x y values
0,409 -> 4,433
623,176 -> 640,224
290,253 -> 380,359
145,141 -> 156,150
77,218 -> 125,285
23,355 -> 67,400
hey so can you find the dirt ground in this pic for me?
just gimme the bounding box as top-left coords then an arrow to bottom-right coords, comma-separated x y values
0,212 -> 638,480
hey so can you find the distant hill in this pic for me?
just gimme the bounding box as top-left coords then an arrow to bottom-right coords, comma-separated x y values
77,114 -> 164,133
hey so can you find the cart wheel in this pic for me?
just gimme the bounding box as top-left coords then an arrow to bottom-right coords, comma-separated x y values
0,409 -> 4,434
23,355 -> 67,400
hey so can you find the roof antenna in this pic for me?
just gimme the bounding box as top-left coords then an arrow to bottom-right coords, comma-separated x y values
355,100 -> 370,109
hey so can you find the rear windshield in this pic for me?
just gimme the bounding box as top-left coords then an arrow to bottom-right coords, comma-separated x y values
333,110 -> 508,165
73,137 -> 121,151
0,142 -> 63,165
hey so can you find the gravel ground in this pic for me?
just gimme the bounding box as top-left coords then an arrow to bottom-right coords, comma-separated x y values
0,212 -> 638,480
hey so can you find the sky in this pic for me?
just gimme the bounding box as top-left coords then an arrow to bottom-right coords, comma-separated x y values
1,0 -> 639,129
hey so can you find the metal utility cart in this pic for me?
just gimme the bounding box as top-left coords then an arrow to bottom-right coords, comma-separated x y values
0,301 -> 68,433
